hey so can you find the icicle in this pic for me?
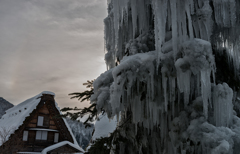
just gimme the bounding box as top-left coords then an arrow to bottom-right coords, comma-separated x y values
162,74 -> 168,112
185,0 -> 194,39
131,0 -> 138,38
154,0 -> 168,71
213,83 -> 233,127
213,0 -> 236,27
171,77 -> 176,117
200,69 -> 211,119
170,0 -> 178,59
151,74 -> 155,100
175,58 -> 191,107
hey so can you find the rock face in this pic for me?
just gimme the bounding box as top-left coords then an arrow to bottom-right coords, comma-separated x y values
0,97 -> 13,118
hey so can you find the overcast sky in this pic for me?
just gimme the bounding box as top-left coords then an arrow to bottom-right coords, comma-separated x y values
0,0 -> 108,109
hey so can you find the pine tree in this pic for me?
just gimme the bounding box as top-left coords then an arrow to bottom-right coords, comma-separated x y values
61,80 -> 100,127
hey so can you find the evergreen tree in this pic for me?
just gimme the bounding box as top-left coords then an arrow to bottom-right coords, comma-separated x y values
61,80 -> 99,127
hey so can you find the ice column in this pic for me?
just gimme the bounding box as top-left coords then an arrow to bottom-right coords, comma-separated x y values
213,83 -> 233,127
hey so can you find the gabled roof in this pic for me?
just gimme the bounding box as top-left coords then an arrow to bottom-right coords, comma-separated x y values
0,91 -> 84,152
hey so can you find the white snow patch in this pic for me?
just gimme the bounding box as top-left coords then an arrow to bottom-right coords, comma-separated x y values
92,114 -> 117,141
41,141 -> 84,154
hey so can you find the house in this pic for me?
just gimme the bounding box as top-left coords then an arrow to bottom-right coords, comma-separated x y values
0,91 -> 84,154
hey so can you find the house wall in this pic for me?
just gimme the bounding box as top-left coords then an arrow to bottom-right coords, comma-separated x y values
22,103 -> 60,152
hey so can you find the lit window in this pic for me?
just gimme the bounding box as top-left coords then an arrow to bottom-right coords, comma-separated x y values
23,131 -> 28,141
36,131 -> 48,140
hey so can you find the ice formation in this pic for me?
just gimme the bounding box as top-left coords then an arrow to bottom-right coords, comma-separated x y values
92,0 -> 240,153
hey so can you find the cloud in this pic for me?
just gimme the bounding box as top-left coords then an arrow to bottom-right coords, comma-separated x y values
0,0 -> 107,108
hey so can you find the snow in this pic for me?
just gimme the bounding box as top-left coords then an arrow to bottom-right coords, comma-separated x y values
91,114 -> 117,141
91,69 -> 114,116
17,152 -> 41,154
41,91 -> 55,96
28,128 -> 59,132
186,117 -> 236,154
41,141 -> 84,154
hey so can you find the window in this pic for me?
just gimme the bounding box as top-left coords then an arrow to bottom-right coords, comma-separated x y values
43,116 -> 49,126
23,131 -> 28,141
54,133 -> 59,143
37,116 -> 49,127
37,116 -> 44,126
36,131 -> 48,140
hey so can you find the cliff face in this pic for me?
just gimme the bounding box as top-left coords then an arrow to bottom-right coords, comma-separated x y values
0,97 -> 13,118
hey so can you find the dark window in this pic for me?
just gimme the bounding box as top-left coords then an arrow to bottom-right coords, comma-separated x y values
43,116 -> 49,127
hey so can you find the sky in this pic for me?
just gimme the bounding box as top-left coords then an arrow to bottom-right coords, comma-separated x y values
0,0 -> 108,109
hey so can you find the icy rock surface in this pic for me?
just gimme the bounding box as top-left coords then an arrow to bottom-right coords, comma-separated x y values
92,0 -> 240,153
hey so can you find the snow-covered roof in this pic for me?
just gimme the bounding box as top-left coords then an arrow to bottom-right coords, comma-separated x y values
92,114 -> 117,141
0,92 -> 49,146
41,141 -> 84,154
0,91 -> 82,152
